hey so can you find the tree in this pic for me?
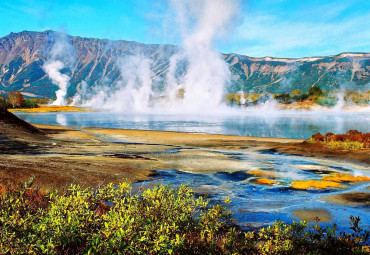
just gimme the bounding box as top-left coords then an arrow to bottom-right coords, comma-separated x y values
16,91 -> 25,107
291,89 -> 302,97
6,91 -> 26,108
308,86 -> 323,97
6,91 -> 18,108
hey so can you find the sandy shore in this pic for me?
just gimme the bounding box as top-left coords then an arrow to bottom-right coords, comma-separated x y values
9,105 -> 92,113
1,118 -> 369,189
84,127 -> 370,166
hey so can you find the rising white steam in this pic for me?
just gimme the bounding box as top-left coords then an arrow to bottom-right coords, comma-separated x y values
43,61 -> 70,105
43,32 -> 75,106
71,80 -> 88,106
76,0 -> 240,113
164,0 -> 239,112
83,55 -> 154,113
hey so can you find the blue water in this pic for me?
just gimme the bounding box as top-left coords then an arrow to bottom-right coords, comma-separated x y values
14,111 -> 370,139
132,151 -> 370,232
15,111 -> 370,232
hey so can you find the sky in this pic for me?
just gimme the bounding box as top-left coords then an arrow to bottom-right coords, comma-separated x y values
0,0 -> 369,58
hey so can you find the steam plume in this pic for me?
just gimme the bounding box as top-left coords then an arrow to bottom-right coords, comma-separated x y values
43,32 -> 75,106
43,61 -> 70,105
76,0 -> 240,113
83,55 -> 154,113
165,0 -> 239,112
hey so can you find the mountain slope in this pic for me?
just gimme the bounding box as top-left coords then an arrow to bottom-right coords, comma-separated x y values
0,31 -> 369,98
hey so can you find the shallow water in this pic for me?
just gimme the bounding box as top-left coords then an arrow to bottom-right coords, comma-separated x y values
15,111 -> 370,139
132,150 -> 370,232
15,111 -> 370,232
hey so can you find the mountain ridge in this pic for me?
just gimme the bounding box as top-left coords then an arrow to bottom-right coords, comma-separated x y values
0,30 -> 369,98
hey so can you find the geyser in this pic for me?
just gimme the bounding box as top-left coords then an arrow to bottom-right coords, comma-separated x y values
75,0 -> 240,113
43,32 -> 75,106
164,0 -> 239,112
43,61 -> 70,106
83,56 -> 154,113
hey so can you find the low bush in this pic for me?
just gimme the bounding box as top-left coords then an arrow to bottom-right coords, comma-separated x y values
316,97 -> 338,107
274,93 -> 291,104
326,141 -> 364,150
0,179 -> 369,254
344,90 -> 370,104
307,130 -> 370,149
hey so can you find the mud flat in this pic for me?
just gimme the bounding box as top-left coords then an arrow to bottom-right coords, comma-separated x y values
1,107 -> 369,190
0,109 -> 167,189
84,127 -> 370,166
292,208 -> 333,222
323,192 -> 370,207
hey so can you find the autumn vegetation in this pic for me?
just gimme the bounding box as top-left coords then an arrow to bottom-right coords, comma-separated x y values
0,179 -> 369,254
225,87 -> 370,107
0,91 -> 48,109
307,130 -> 370,150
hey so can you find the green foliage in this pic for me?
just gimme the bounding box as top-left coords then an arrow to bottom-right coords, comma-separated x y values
274,91 -> 310,104
326,141 -> 364,150
290,89 -> 302,97
0,96 -> 12,108
308,86 -> 323,97
0,91 -> 40,109
274,93 -> 292,104
307,130 -> 369,150
0,180 -> 369,254
316,96 -> 338,106
344,90 -> 370,104
306,137 -> 316,143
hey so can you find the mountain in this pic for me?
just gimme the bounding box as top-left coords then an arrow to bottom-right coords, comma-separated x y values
0,30 -> 369,98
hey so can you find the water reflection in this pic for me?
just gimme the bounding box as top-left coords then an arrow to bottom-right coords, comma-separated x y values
55,113 -> 68,126
15,111 -> 369,139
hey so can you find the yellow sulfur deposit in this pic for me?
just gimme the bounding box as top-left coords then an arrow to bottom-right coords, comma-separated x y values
248,170 -> 277,178
322,173 -> 370,183
254,178 -> 277,185
291,180 -> 344,190
9,105 -> 91,113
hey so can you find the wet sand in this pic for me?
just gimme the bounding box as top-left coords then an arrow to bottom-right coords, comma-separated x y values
0,123 -> 168,189
84,127 -> 370,165
323,192 -> 370,207
1,115 -> 369,189
293,209 -> 333,222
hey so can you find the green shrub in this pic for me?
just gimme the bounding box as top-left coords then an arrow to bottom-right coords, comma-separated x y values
307,130 -> 369,149
308,86 -> 323,97
326,141 -> 364,150
22,99 -> 40,108
0,180 -> 369,254
274,93 -> 291,104
316,97 -> 338,106
306,137 -> 316,143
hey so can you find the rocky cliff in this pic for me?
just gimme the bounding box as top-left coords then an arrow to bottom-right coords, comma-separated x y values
0,31 -> 369,98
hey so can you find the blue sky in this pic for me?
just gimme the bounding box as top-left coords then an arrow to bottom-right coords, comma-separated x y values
0,0 -> 369,58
